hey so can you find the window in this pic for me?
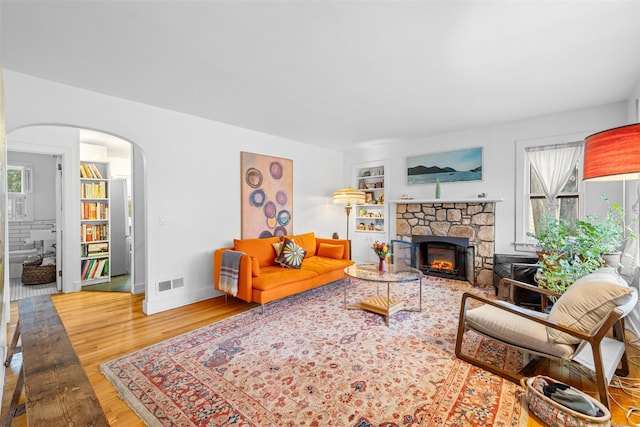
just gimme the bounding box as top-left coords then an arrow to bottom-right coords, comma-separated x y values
7,165 -> 33,221
515,135 -> 587,250
527,162 -> 580,236
524,142 -> 583,241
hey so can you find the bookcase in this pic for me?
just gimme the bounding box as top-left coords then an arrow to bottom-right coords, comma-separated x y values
351,161 -> 388,262
80,161 -> 110,284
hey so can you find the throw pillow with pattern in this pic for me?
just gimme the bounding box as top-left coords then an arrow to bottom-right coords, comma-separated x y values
275,237 -> 307,269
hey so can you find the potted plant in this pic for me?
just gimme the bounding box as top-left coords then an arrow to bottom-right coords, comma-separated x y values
528,215 -> 599,294
527,216 -> 570,268
535,195 -> 637,294
574,196 -> 634,268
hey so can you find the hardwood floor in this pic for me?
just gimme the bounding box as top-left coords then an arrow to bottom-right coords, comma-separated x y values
2,291 -> 639,426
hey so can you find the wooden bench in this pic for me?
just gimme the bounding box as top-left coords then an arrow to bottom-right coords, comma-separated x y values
3,295 -> 109,426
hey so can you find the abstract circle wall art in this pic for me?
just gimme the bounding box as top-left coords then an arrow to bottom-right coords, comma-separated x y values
241,152 -> 293,238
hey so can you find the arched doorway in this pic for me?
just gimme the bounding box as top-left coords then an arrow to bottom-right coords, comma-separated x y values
5,124 -> 147,296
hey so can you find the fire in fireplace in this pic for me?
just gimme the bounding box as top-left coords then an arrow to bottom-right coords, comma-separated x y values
411,235 -> 475,283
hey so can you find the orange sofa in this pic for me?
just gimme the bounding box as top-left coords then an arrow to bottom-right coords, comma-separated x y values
214,232 -> 354,306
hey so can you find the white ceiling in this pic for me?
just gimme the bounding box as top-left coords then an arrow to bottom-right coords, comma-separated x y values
2,1 -> 640,151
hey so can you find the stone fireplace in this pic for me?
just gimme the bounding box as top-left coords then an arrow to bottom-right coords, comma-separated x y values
412,235 -> 475,282
394,200 -> 497,286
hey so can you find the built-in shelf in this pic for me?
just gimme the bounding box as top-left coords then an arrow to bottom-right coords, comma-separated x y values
80,161 -> 110,285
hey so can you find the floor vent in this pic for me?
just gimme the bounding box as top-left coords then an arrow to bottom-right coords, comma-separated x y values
158,280 -> 172,292
158,278 -> 184,292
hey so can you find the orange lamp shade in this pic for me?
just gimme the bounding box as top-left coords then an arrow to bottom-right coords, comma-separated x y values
583,123 -> 640,181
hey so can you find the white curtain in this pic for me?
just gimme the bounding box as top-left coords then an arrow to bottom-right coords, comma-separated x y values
526,142 -> 583,218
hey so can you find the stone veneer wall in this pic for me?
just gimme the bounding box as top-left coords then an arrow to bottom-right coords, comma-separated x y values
395,202 -> 496,286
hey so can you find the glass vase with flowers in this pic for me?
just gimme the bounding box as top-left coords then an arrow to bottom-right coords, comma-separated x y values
371,241 -> 390,272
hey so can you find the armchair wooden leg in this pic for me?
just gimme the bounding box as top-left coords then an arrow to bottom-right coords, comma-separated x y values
590,342 -> 611,410
613,319 -> 630,377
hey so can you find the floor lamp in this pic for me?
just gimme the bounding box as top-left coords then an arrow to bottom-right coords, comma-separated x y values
332,187 -> 366,241
584,123 -> 640,338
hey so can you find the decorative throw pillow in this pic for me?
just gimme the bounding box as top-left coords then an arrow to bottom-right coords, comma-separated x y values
285,232 -> 317,257
275,237 -> 307,269
547,270 -> 632,345
317,243 -> 344,260
272,242 -> 283,258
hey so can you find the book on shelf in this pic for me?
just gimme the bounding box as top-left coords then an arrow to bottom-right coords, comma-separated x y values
80,163 -> 105,180
80,164 -> 90,178
81,181 -> 107,199
81,259 -> 91,279
88,259 -> 99,278
89,163 -> 103,179
87,242 -> 109,255
81,202 -> 108,220
81,224 -> 108,243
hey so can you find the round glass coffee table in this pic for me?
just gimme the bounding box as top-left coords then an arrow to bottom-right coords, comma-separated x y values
343,263 -> 423,326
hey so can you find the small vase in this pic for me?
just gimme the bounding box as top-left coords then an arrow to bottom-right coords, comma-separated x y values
435,178 -> 441,199
378,258 -> 387,272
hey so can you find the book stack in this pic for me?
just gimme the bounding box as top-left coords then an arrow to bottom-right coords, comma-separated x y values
81,258 -> 109,280
80,163 -> 104,179
81,224 -> 108,242
81,202 -> 109,220
81,242 -> 109,257
80,181 -> 107,198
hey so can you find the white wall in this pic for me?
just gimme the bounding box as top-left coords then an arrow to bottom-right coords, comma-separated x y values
344,102 -> 630,254
3,70 -> 346,314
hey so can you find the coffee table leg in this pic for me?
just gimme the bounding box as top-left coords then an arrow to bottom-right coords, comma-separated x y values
386,281 -> 390,326
344,277 -> 349,308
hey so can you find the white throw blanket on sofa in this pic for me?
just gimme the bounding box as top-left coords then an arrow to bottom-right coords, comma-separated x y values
220,250 -> 244,297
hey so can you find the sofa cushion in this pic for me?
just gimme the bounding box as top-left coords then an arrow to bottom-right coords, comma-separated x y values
234,236 -> 281,268
275,237 -> 307,269
317,243 -> 345,260
286,232 -> 317,257
466,302 -> 575,359
252,266 -> 318,291
547,269 -> 632,344
300,256 -> 353,275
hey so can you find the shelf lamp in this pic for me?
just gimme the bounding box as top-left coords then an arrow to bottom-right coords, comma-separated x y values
332,187 -> 366,240
584,122 -> 640,337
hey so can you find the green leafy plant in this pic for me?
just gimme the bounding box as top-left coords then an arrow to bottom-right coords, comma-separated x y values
527,216 -> 570,253
532,195 -> 637,294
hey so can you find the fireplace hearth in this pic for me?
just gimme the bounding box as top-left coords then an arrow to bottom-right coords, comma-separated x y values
411,235 -> 475,283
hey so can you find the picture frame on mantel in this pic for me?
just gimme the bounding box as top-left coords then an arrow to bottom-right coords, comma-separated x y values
241,152 -> 293,239
406,147 -> 483,185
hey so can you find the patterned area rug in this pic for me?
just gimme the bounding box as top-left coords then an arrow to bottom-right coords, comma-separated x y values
101,277 -> 528,426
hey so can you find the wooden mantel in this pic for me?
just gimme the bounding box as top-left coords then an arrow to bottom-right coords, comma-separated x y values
389,197 -> 504,204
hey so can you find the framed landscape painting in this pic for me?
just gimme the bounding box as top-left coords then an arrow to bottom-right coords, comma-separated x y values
241,152 -> 293,239
407,147 -> 483,185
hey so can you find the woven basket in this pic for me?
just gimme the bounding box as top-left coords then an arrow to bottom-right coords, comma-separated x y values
22,263 -> 56,285
522,376 -> 611,427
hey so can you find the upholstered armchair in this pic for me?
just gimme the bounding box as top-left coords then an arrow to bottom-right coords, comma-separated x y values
455,269 -> 638,409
